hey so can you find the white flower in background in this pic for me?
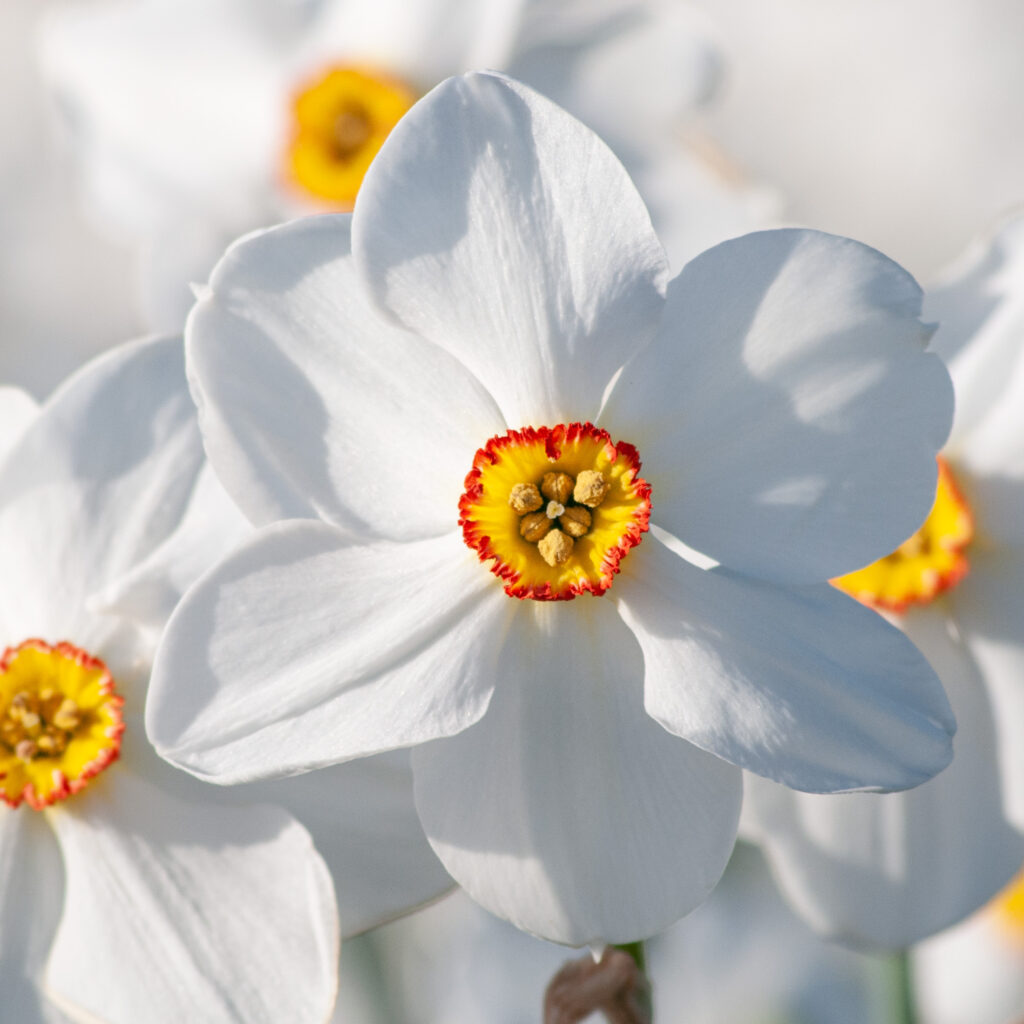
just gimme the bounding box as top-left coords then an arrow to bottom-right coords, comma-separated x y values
148,73 -> 955,947
0,335 -> 452,1024
0,0 -> 141,398
39,0 -> 771,331
681,0 -> 1024,279
914,868 -> 1024,1024
0,386 -> 38,459
743,215 -> 1024,948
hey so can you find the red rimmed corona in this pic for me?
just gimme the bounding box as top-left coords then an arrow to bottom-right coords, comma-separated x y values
460,422 -> 652,600
0,639 -> 124,809
833,457 -> 974,613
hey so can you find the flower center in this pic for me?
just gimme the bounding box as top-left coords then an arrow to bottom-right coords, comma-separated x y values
994,867 -> 1024,946
0,640 -> 124,809
833,457 -> 973,613
287,65 -> 416,208
460,423 -> 651,601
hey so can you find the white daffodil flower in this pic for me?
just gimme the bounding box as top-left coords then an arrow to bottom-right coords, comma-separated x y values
0,335 -> 451,1024
914,869 -> 1024,1024
743,215 -> 1024,949
150,73 -> 955,947
40,0 -> 770,331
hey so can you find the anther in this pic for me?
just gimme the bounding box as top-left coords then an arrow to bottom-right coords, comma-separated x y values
541,472 -> 575,505
509,483 -> 543,514
574,470 -> 610,508
15,739 -> 37,762
538,529 -> 574,567
52,699 -> 81,732
520,512 -> 552,543
559,506 -> 592,538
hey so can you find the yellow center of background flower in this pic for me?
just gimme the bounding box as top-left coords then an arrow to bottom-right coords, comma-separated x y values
460,423 -> 651,601
0,640 -> 124,809
994,866 -> 1024,946
833,457 -> 973,613
287,65 -> 416,207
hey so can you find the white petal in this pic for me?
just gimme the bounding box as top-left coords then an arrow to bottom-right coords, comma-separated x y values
0,336 -> 204,643
46,770 -> 338,1024
914,906 -> 1024,1024
302,0 -> 526,86
40,0 -> 286,235
413,598 -> 741,946
90,462 -> 251,632
602,229 -> 954,583
244,751 -> 453,937
353,71 -> 669,427
188,215 -> 503,537
927,213 -> 1024,449
615,536 -> 955,793
148,520 -> 511,782
742,608 -> 1024,948
0,809 -> 68,1024
509,0 -> 722,143
0,387 -> 38,464
949,551 -> 1024,834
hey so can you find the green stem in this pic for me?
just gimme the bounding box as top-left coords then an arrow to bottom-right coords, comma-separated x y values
888,949 -> 917,1024
614,940 -> 647,973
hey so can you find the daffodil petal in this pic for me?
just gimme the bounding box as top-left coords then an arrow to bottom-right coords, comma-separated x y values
148,521 -> 511,783
45,771 -> 337,1024
743,608 -> 1024,948
0,388 -> 38,464
89,463 -> 250,632
353,71 -> 669,427
927,213 -> 1024,449
0,336 -> 203,644
949,550 -> 1024,834
603,229 -> 953,583
188,214 -> 504,538
243,752 -> 453,938
412,598 -> 741,946
0,809 -> 66,1023
615,536 -> 955,793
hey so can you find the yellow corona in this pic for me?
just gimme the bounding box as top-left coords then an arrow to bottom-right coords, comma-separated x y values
460,423 -> 651,600
0,639 -> 124,809
287,65 -> 416,207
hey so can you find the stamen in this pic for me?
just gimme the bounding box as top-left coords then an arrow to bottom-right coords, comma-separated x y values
538,529 -> 574,567
541,472 -> 575,505
559,506 -> 592,538
509,483 -> 543,514
574,470 -> 610,508
520,512 -> 552,543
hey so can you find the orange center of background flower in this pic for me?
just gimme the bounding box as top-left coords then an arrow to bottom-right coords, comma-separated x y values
0,640 -> 124,809
287,65 -> 416,207
460,423 -> 651,601
832,457 -> 973,613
